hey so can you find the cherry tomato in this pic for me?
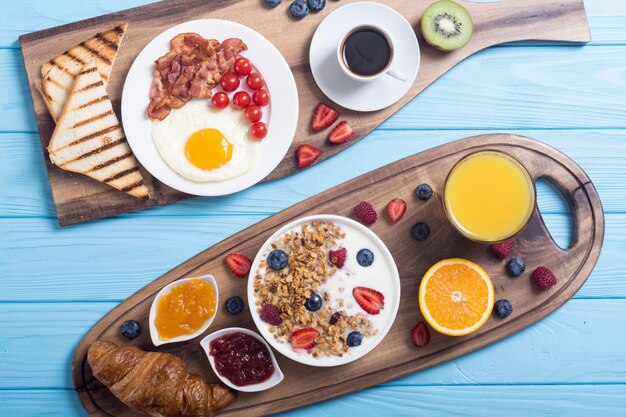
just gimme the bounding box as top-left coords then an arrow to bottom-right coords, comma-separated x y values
233,57 -> 252,76
220,72 -> 240,92
252,89 -> 270,107
244,105 -> 263,123
246,72 -> 265,90
233,91 -> 251,109
211,92 -> 229,109
250,122 -> 268,140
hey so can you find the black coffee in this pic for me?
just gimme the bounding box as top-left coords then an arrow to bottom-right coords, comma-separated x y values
342,28 -> 392,77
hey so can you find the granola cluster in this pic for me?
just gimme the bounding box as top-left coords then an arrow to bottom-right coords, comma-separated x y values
253,221 -> 376,358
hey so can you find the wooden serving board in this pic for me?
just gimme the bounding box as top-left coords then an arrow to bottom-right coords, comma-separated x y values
19,0 -> 590,226
72,134 -> 604,417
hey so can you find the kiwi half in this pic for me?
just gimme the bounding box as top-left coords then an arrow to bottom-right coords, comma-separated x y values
421,0 -> 474,52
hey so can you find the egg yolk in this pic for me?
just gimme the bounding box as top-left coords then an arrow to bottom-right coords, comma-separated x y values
185,128 -> 233,170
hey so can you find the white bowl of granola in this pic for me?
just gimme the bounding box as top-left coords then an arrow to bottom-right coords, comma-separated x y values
247,214 -> 401,367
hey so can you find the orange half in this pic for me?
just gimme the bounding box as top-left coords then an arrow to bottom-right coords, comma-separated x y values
419,258 -> 494,336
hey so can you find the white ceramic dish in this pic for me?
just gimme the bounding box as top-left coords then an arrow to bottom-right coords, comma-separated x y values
309,2 -> 420,112
149,275 -> 218,346
122,19 -> 299,196
200,327 -> 284,392
247,214 -> 401,367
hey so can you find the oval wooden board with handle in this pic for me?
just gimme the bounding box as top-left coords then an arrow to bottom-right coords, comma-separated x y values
19,0 -> 590,226
73,134 -> 604,417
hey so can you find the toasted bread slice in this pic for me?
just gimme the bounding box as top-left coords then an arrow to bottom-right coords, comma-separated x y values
39,23 -> 128,122
48,65 -> 148,199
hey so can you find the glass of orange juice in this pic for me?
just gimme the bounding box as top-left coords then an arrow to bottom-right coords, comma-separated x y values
443,150 -> 536,243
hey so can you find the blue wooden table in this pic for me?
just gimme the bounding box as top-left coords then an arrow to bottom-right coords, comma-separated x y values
2,1 -> 626,416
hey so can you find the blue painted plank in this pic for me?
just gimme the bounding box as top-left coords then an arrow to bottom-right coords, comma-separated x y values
3,45 -> 626,133
1,300 -> 625,390
1,129 -> 624,218
2,0 -> 626,49
1,213 -> 622,301
2,384 -> 626,417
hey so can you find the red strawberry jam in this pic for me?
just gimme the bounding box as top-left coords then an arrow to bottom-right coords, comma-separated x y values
209,332 -> 274,386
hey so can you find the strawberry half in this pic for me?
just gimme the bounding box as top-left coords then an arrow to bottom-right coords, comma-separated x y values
297,144 -> 322,168
386,198 -> 407,224
311,103 -> 339,132
353,286 -> 384,315
328,121 -> 354,144
290,328 -> 320,351
329,247 -> 347,268
411,321 -> 431,347
225,253 -> 252,277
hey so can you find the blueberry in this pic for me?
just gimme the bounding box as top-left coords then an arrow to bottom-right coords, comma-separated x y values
356,249 -> 374,267
225,296 -> 244,314
307,0 -> 325,11
506,257 -> 526,277
263,0 -> 282,7
267,249 -> 289,270
289,0 -> 309,18
121,320 -> 141,339
415,183 -> 433,201
346,331 -> 363,347
494,299 -> 513,318
411,222 -> 430,241
304,292 -> 323,311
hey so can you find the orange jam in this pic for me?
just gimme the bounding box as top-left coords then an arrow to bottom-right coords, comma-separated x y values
154,279 -> 216,340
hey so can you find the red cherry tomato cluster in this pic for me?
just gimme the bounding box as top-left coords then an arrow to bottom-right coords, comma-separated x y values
212,57 -> 270,140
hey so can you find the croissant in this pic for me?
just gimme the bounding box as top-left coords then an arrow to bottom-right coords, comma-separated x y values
87,340 -> 236,417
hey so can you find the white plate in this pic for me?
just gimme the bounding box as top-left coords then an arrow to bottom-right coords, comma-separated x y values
200,327 -> 284,392
247,215 -> 401,367
122,19 -> 298,196
149,275 -> 218,346
309,2 -> 420,112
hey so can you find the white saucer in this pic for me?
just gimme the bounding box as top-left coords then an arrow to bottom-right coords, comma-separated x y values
309,2 -> 420,112
122,19 -> 298,196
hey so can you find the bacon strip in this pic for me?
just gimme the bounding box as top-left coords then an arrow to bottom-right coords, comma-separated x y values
147,33 -> 247,120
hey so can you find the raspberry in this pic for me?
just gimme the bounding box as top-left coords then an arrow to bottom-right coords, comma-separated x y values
490,240 -> 515,260
260,304 -> 282,325
329,248 -> 347,268
353,201 -> 377,225
532,266 -> 557,291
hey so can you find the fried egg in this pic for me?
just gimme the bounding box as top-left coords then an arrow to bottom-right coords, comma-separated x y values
152,101 -> 258,182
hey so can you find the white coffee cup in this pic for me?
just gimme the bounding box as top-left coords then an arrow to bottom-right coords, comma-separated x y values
337,24 -> 407,82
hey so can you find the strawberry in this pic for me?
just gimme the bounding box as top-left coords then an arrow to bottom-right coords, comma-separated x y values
329,247 -> 347,268
328,121 -> 354,143
225,253 -> 252,277
297,144 -> 322,168
411,321 -> 431,347
532,266 -> 557,291
353,201 -> 377,225
386,198 -> 407,223
290,328 -> 320,351
311,103 -> 339,132
352,286 -> 384,315
490,239 -> 515,260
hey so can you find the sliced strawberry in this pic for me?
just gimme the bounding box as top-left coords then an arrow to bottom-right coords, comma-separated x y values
290,328 -> 320,351
225,253 -> 252,277
329,247 -> 347,268
352,286 -> 384,315
328,121 -> 354,144
386,198 -> 407,224
411,321 -> 431,347
297,144 -> 322,168
311,103 -> 339,132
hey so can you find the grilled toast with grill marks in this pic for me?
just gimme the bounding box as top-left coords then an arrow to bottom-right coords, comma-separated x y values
48,64 -> 148,199
39,23 -> 128,122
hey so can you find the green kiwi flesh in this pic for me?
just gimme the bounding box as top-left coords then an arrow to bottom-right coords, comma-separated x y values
421,0 -> 474,52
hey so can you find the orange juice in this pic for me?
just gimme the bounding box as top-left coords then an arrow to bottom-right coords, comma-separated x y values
444,150 -> 535,242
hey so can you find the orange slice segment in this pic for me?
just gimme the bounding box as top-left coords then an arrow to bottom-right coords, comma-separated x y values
419,258 -> 494,336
